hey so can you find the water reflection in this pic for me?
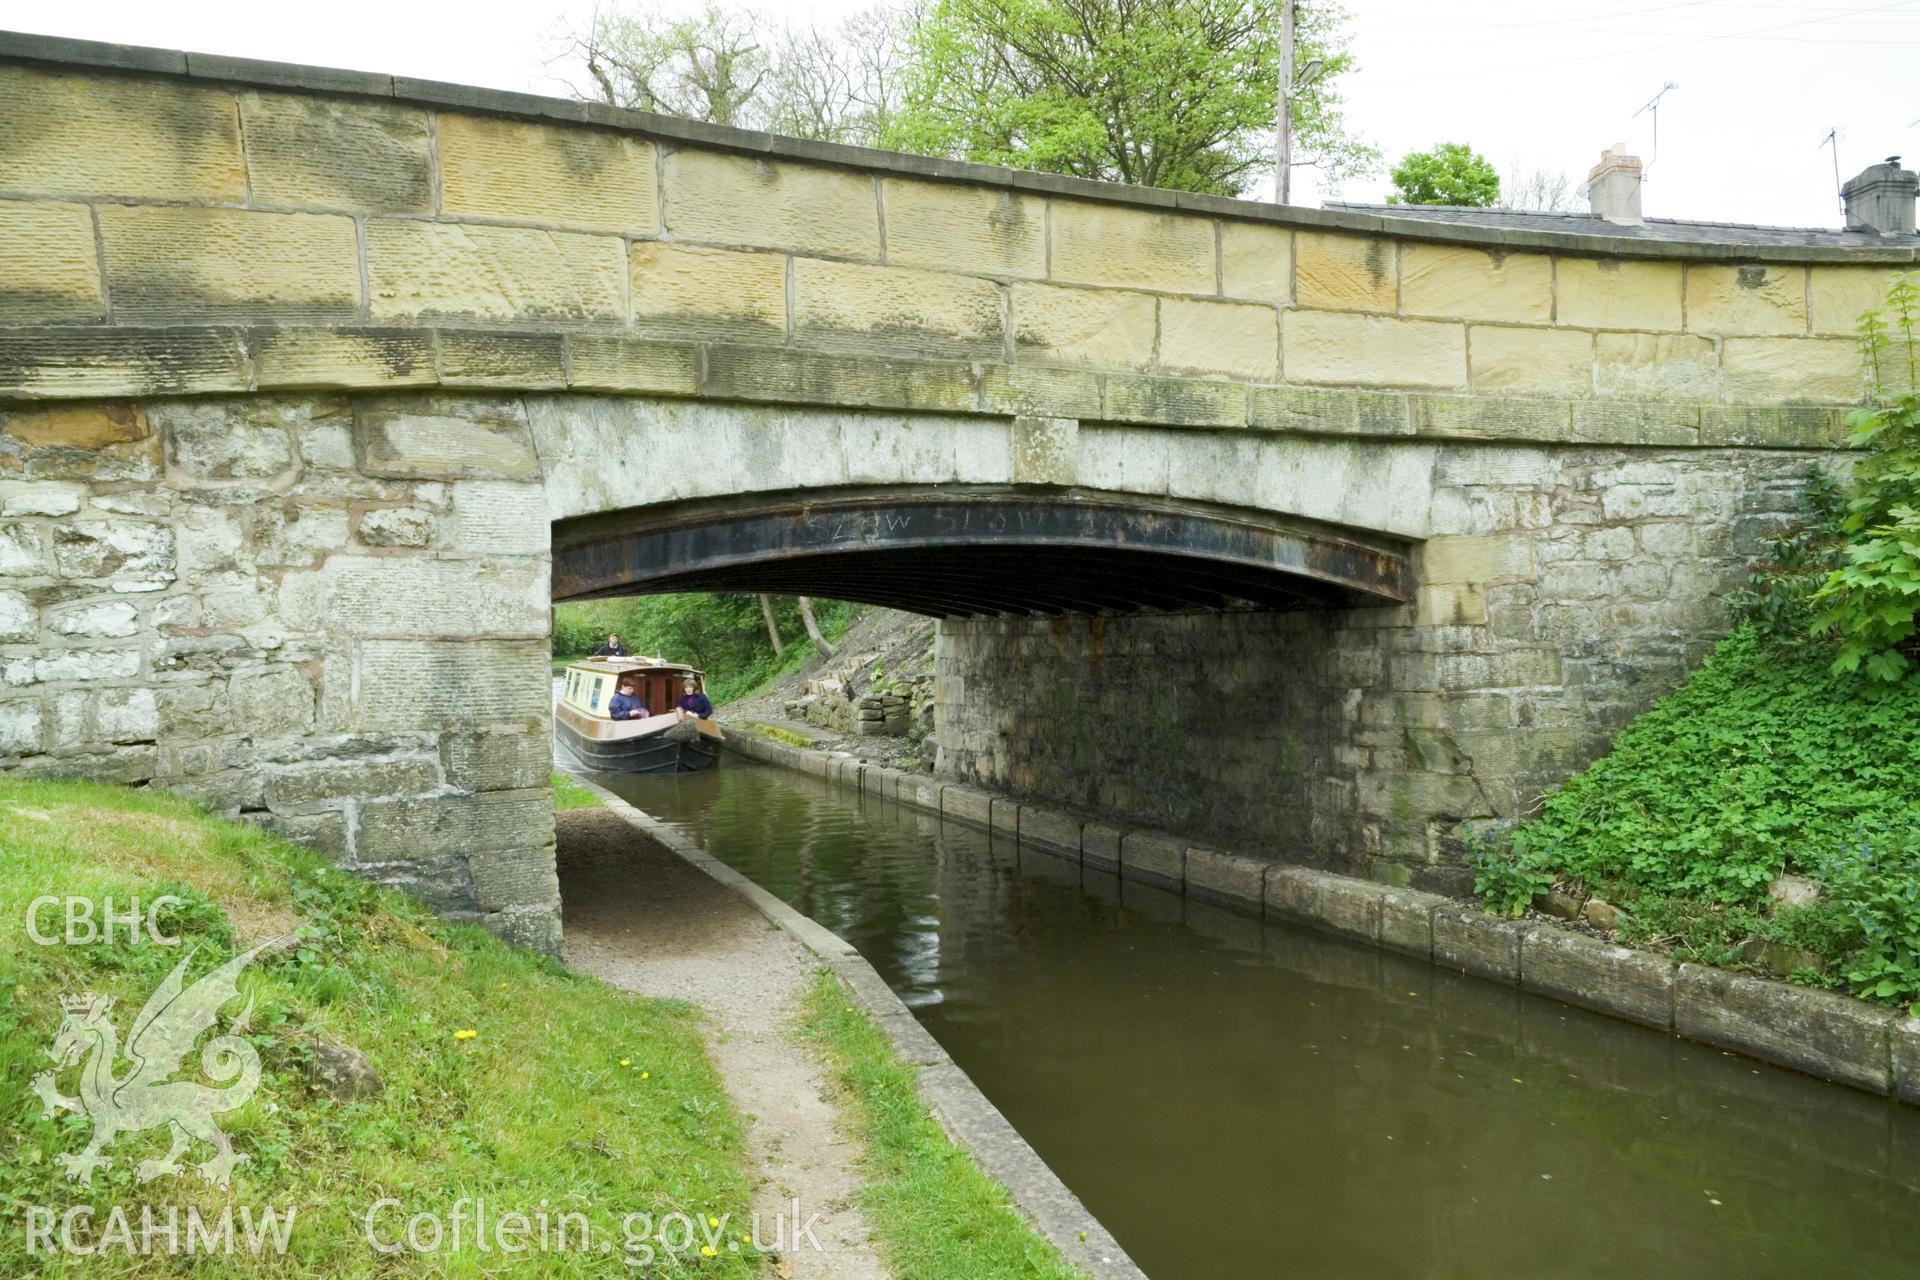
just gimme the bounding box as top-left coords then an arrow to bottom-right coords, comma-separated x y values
590,762 -> 1920,1280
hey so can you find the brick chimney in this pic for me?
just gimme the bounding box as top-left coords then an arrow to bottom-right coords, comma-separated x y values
1841,157 -> 1917,236
1587,144 -> 1644,226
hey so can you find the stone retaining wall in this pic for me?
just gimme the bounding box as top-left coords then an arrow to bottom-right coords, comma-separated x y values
728,728 -> 1920,1104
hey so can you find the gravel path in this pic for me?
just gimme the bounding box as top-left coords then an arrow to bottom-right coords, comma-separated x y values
556,807 -> 892,1280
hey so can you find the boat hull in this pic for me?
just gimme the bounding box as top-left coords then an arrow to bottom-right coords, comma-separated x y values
554,712 -> 721,774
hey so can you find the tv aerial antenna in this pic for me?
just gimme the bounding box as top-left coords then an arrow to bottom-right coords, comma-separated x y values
1634,81 -> 1680,171
1819,127 -> 1845,213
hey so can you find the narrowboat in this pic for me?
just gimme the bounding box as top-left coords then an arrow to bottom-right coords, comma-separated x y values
554,657 -> 723,773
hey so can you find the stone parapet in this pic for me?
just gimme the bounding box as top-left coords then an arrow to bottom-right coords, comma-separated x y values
0,34 -> 1903,424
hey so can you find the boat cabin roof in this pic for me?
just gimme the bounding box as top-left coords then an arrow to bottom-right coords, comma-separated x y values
569,656 -> 703,678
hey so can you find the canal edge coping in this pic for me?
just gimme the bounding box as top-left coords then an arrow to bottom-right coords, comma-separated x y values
724,729 -> 1920,1106
570,774 -> 1151,1280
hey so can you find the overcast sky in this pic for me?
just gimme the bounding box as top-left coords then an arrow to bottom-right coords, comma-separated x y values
4,0 -> 1913,228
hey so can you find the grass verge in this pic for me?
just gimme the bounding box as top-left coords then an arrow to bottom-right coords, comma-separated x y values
798,970 -> 1083,1280
0,777 -> 758,1276
739,723 -> 814,750
552,771 -> 604,812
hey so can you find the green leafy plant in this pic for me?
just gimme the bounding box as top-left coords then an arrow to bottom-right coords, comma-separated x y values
1387,141 -> 1500,206
1816,830 -> 1920,1010
1812,272 -> 1920,682
1723,466 -> 1846,643
1467,825 -> 1555,917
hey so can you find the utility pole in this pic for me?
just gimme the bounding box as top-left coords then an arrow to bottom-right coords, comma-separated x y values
1274,1 -> 1322,205
1275,0 -> 1294,204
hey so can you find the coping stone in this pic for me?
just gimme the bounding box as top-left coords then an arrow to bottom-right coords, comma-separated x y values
1676,964 -> 1893,1095
1118,831 -> 1185,891
1432,907 -> 1523,985
1521,925 -> 1675,1030
1184,846 -> 1266,915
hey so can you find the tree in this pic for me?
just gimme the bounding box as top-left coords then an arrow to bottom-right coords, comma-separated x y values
555,3 -> 904,143
797,597 -> 837,659
1501,160 -> 1575,213
1388,142 -> 1500,207
757,594 -> 785,656
884,0 -> 1375,197
764,8 -> 908,144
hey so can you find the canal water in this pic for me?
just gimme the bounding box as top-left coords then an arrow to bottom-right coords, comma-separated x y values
587,760 -> 1920,1279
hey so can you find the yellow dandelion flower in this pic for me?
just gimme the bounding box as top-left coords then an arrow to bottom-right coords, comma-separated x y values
700,1245 -> 716,1258
707,1216 -> 719,1229
620,1058 -> 632,1067
641,1071 -> 651,1080
455,1029 -> 478,1041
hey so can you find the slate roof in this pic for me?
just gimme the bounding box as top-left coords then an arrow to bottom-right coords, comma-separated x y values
1323,201 -> 1920,251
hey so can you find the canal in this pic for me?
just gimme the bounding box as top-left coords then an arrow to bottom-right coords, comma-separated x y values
587,759 -> 1920,1279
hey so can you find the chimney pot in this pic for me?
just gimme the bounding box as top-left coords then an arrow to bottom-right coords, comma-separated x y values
1587,146 -> 1644,226
1842,157 -> 1918,235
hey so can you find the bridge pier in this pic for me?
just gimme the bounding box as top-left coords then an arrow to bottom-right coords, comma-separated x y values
0,394 -> 562,952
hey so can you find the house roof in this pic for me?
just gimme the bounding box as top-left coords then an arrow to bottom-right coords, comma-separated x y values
1322,201 -> 1920,251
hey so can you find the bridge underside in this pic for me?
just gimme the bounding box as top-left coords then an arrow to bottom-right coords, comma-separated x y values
552,489 -> 1413,616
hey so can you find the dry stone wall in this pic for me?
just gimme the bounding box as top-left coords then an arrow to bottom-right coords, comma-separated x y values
0,393 -> 561,951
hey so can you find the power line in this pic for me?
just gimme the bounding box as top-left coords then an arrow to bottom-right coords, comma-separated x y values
1385,0 -> 1917,84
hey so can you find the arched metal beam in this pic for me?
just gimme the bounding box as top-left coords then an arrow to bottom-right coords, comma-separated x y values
552,487 -> 1411,616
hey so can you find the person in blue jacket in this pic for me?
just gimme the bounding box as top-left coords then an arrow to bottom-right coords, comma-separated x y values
676,674 -> 714,720
607,677 -> 648,720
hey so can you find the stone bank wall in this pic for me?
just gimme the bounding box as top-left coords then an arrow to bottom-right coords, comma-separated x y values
0,394 -> 561,951
936,441 -> 1821,890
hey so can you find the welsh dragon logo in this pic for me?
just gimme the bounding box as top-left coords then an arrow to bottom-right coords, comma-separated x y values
31,938 -> 288,1189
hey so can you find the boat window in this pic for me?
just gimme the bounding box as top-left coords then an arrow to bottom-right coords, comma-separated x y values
588,676 -> 602,711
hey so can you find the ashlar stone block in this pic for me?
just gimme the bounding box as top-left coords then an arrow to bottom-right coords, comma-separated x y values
438,113 -> 658,234
1555,257 -> 1682,331
1294,231 -> 1396,312
1158,297 -> 1278,380
1048,200 -> 1215,294
794,258 -> 1005,360
662,150 -> 880,260
98,205 -> 360,323
882,179 -> 1045,279
240,92 -> 434,213
0,65 -> 244,201
1284,312 -> 1465,390
1685,263 -> 1807,336
365,220 -> 625,323
1400,245 -> 1552,324
1011,283 -> 1155,369
0,202 -> 105,324
630,243 -> 786,342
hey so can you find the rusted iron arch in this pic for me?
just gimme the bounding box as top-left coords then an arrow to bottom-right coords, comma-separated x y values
551,487 -> 1412,617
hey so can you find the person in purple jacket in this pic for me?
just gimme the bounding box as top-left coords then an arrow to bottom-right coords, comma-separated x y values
608,677 -> 648,720
675,674 -> 714,720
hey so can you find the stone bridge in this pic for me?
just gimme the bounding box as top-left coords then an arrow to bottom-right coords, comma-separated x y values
2,32 -> 1913,951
